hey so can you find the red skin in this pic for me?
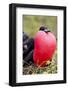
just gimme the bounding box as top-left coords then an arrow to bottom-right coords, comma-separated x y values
33,31 -> 56,67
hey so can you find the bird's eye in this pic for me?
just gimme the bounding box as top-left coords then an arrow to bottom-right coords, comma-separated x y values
24,45 -> 28,49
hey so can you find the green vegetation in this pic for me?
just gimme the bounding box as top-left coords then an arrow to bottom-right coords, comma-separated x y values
23,15 -> 57,38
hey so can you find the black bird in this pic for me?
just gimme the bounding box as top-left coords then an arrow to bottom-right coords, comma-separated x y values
23,38 -> 34,58
23,32 -> 29,41
23,32 -> 34,66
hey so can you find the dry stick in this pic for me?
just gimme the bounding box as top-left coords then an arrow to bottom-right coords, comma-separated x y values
23,60 -> 31,74
23,60 -> 36,74
23,60 -> 31,66
36,60 -> 51,73
36,60 -> 46,73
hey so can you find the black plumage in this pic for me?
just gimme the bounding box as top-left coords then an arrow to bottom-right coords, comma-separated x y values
23,32 -> 34,66
23,32 -> 29,41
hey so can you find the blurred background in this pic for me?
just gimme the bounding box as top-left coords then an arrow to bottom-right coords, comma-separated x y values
23,15 -> 57,38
